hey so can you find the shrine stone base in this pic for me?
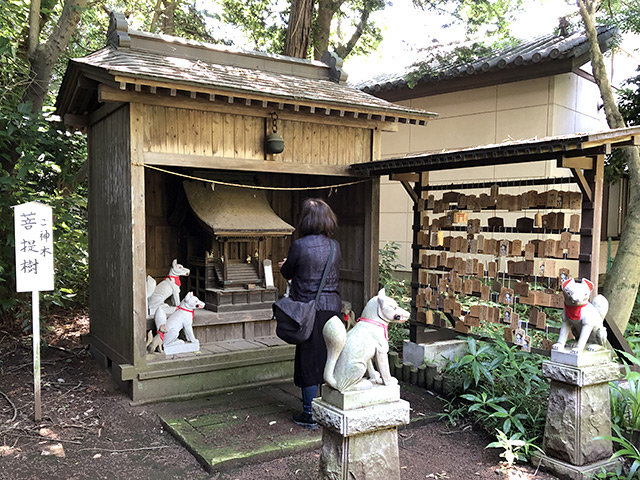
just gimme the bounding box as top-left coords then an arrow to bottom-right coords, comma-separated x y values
535,354 -> 620,480
312,385 -> 409,480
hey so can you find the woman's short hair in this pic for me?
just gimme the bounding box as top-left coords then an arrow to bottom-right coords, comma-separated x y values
298,198 -> 338,237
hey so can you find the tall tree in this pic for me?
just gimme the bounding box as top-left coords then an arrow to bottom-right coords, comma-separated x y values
283,0 -> 314,57
221,0 -> 386,60
23,0 -> 87,113
576,0 -> 640,333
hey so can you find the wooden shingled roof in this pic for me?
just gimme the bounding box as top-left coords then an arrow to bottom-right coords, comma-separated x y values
56,12 -> 437,127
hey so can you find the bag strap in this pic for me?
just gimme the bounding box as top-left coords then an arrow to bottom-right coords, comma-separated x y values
314,239 -> 335,305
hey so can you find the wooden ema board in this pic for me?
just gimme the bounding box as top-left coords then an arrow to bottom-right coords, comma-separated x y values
411,181 -> 593,351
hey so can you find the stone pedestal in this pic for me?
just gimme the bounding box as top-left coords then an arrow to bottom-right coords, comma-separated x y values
312,384 -> 409,480
533,350 -> 620,480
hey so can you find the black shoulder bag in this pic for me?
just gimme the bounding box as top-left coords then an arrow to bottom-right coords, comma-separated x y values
273,240 -> 335,345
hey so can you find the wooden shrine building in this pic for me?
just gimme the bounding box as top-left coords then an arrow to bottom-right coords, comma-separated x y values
55,12 -> 436,403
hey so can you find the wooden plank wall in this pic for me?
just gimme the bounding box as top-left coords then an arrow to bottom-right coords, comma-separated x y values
142,105 -> 372,166
145,168 -> 183,280
88,105 -> 134,365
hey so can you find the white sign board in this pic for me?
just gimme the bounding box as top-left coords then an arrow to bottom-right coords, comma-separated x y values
14,201 -> 54,292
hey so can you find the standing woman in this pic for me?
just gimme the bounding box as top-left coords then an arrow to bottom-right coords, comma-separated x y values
279,198 -> 341,429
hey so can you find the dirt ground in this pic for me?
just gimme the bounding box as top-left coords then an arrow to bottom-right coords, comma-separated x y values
0,309 -> 558,480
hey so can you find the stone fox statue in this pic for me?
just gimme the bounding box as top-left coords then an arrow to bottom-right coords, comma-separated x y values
323,289 -> 410,392
553,277 -> 609,354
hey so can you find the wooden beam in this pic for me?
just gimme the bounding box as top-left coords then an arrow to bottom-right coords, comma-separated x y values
88,101 -> 126,126
98,85 -> 393,130
111,75 -> 436,125
400,180 -> 418,203
571,167 -> 592,202
144,151 -> 362,177
390,172 -> 419,182
561,156 -> 593,170
605,317 -> 640,372
590,154 -> 604,289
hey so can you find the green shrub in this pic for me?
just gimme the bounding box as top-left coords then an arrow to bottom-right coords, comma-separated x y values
440,337 -> 549,463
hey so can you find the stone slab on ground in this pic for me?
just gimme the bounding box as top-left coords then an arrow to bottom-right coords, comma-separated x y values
153,382 -> 321,473
152,382 -> 441,474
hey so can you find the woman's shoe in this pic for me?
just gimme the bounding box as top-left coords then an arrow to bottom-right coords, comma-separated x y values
291,412 -> 318,429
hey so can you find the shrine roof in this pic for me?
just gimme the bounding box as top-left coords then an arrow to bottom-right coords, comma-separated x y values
183,181 -> 295,237
56,13 -> 437,126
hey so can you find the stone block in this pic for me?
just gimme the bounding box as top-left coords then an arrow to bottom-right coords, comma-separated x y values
321,384 -> 400,410
319,426 -> 401,480
541,361 -> 620,468
532,450 -> 622,480
313,398 -> 410,437
550,348 -> 614,367
542,360 -> 619,387
402,339 -> 468,371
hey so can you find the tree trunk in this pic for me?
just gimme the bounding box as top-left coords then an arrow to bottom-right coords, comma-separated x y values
161,0 -> 177,36
150,0 -> 164,32
283,0 -> 315,58
28,0 -> 41,56
334,7 -> 371,59
313,0 -> 342,60
22,0 -> 87,113
577,0 -> 640,333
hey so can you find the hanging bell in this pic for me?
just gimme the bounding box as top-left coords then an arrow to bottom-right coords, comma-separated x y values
265,131 -> 284,154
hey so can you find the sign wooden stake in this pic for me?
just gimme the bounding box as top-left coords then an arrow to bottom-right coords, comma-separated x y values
13,201 -> 54,422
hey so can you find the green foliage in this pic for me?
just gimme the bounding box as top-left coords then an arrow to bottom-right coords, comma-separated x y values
0,106 -> 88,324
486,429 -> 542,467
610,352 -> 640,432
412,0 -> 523,39
221,0 -> 286,52
618,68 -> 640,128
439,337 -> 548,464
378,242 -> 410,352
600,351 -> 640,479
596,425 -> 640,480
406,41 -> 498,88
220,0 -> 386,58
378,241 -> 409,308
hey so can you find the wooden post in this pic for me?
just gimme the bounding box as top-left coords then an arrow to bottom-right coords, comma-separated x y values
578,155 -> 604,290
32,291 -> 41,421
130,103 -> 148,367
410,172 -> 427,344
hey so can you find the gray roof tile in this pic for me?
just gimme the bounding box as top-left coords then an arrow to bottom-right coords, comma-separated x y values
357,25 -> 616,93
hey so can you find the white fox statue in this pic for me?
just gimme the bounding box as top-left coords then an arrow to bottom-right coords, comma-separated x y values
322,289 -> 410,392
553,277 -> 608,354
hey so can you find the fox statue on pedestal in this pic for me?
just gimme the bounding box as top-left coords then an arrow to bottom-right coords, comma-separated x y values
552,277 -> 608,355
322,289 -> 410,392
